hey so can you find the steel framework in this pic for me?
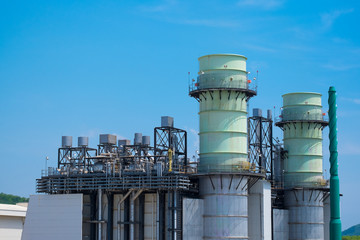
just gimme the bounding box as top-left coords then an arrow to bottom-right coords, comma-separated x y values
248,115 -> 273,177
154,126 -> 187,168
36,174 -> 196,194
58,147 -> 97,173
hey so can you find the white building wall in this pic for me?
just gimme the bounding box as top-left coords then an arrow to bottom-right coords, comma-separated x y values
273,209 -> 289,240
182,198 -> 203,240
248,180 -> 272,240
21,194 -> 83,240
0,216 -> 25,240
0,203 -> 27,240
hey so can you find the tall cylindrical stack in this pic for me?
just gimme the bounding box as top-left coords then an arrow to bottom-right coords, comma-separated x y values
197,54 -> 249,172
190,54 -> 256,239
276,92 -> 328,240
281,93 -> 324,187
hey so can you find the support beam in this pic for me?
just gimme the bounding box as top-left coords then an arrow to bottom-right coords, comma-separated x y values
131,189 -> 145,202
173,191 -> 177,240
119,190 -> 133,206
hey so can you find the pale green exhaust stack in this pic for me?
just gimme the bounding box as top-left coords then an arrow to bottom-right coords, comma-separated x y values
328,86 -> 341,240
189,54 -> 256,172
278,92 -> 327,187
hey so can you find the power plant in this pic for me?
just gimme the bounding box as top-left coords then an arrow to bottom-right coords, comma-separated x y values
21,54 -> 341,240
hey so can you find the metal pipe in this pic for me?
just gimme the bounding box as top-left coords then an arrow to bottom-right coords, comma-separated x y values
173,191 -> 177,240
98,189 -> 102,240
156,192 -> 160,240
328,86 -> 342,240
117,195 -> 120,240
130,191 -> 135,240
167,191 -> 171,240
152,194 -> 154,240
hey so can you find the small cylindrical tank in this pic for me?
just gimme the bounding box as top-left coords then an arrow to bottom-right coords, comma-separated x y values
78,136 -> 88,147
267,109 -> 272,120
99,134 -> 117,145
118,139 -> 131,147
134,133 -> 142,145
161,116 -> 174,128
142,136 -> 150,146
62,136 -> 72,148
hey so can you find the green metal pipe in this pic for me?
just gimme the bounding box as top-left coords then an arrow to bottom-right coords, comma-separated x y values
328,86 -> 341,240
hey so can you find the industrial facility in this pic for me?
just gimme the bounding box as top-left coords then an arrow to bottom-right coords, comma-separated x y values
21,54 -> 341,240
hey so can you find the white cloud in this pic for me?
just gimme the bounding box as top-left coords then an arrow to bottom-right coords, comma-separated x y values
189,128 -> 198,136
321,9 -> 354,30
187,128 -> 199,150
114,134 -> 127,140
81,129 -> 101,138
238,0 -> 285,10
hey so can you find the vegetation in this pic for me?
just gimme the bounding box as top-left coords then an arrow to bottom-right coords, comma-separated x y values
343,224 -> 360,236
0,192 -> 29,204
343,236 -> 360,240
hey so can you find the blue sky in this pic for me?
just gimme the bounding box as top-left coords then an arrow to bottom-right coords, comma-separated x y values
0,0 -> 359,230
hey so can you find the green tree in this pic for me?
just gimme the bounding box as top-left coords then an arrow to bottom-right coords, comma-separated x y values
0,192 -> 29,204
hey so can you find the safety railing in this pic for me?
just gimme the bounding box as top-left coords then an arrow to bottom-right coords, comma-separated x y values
275,112 -> 328,123
37,175 -> 194,193
196,162 -> 267,175
189,72 -> 257,93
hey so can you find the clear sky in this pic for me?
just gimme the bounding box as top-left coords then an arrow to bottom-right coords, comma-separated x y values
0,0 -> 359,230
